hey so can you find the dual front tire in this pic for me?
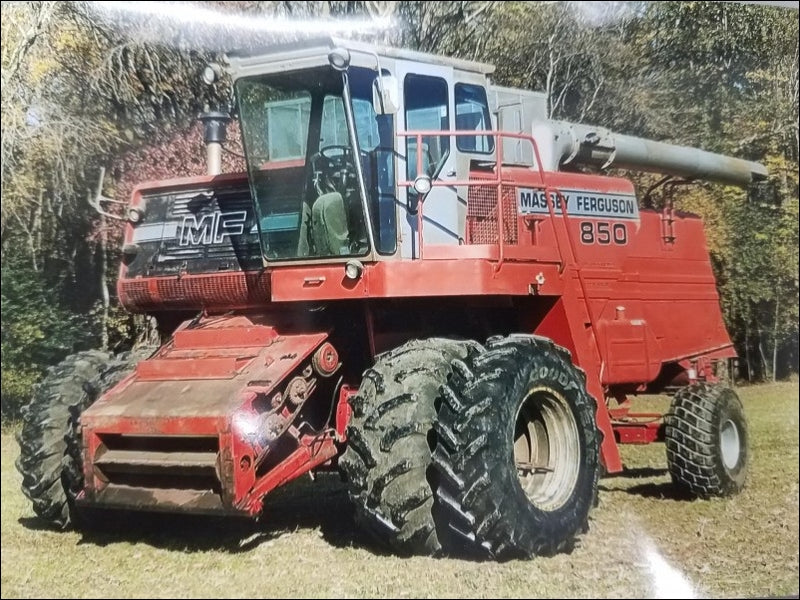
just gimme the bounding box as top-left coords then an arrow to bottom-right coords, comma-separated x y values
337,339 -> 479,554
340,334 -> 600,559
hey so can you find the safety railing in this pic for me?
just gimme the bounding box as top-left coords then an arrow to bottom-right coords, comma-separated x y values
396,130 -> 551,265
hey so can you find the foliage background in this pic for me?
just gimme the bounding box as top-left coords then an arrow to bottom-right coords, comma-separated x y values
1,1 -> 797,418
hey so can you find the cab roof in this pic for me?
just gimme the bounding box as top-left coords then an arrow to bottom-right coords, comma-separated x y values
225,36 -> 495,79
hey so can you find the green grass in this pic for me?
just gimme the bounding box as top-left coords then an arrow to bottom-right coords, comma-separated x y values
2,383 -> 798,598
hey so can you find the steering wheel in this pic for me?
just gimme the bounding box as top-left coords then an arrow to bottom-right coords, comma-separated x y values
318,145 -> 370,168
319,144 -> 352,160
312,145 -> 369,196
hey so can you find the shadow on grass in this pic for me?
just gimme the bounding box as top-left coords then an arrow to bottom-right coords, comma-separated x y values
18,473 -> 384,555
620,481 -> 696,501
607,466 -> 669,479
600,467 -> 696,501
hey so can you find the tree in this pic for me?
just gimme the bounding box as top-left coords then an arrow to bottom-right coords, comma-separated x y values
624,3 -> 799,379
0,0 -> 796,419
0,259 -> 91,419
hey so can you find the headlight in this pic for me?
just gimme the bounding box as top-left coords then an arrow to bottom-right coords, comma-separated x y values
344,259 -> 364,280
127,206 -> 145,224
413,175 -> 432,196
202,63 -> 221,85
328,48 -> 351,71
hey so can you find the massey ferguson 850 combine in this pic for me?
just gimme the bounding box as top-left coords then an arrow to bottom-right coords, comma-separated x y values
18,38 -> 766,559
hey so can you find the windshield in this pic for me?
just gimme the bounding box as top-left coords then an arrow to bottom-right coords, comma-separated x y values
237,66 -> 396,260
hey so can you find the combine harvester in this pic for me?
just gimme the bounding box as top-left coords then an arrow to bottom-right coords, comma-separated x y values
18,38 -> 764,559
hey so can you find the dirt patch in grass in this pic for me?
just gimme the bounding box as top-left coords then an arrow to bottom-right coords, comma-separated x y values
2,382 -> 797,598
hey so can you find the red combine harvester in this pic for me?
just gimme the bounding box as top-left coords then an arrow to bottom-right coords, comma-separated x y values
18,38 -> 766,559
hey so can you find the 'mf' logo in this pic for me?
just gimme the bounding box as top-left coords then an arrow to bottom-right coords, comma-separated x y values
178,211 -> 247,246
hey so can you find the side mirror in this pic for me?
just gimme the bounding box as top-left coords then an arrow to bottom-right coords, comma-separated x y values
373,75 -> 399,115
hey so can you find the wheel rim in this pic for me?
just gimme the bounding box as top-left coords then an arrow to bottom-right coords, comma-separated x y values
514,386 -> 580,511
719,419 -> 741,471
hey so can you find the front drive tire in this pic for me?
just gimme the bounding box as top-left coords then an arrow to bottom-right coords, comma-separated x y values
665,382 -> 748,497
433,334 -> 600,559
338,338 -> 479,556
16,350 -> 142,529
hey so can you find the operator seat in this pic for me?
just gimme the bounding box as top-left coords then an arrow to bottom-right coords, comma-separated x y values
296,147 -> 358,257
311,192 -> 350,256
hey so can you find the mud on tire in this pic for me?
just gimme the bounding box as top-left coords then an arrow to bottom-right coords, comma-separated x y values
433,334 -> 600,559
338,338 -> 479,555
16,350 -> 143,529
665,382 -> 748,497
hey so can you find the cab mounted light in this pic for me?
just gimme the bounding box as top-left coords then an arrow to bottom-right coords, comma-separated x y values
328,48 -> 351,72
344,259 -> 364,280
202,63 -> 222,85
413,174 -> 432,196
121,243 -> 140,265
127,206 -> 145,224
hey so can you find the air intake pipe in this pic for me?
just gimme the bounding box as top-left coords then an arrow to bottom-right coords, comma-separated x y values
532,120 -> 768,187
199,111 -> 231,176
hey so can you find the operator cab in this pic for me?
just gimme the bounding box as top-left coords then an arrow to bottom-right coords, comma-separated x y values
236,65 -> 381,260
229,38 -> 503,261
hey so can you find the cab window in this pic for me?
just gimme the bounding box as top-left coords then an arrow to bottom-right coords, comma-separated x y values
404,74 -> 450,180
455,83 -> 493,154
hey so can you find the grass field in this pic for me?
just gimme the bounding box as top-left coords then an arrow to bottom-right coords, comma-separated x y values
2,382 -> 798,598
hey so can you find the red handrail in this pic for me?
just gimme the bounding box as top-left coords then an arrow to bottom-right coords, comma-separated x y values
396,129 -> 548,267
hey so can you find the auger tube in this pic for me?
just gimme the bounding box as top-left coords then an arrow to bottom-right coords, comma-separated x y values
533,119 -> 768,187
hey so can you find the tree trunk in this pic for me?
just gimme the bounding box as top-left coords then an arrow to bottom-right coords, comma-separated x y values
744,320 -> 752,382
545,34 -> 556,119
34,189 -> 42,269
772,292 -> 780,382
94,168 -> 110,352
758,331 -> 768,382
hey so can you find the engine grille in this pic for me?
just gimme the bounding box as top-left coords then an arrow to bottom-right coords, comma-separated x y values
466,184 -> 519,245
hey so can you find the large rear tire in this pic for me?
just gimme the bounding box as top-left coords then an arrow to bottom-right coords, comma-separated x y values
338,338 -> 478,555
16,350 -> 141,529
665,382 -> 748,497
433,334 -> 600,559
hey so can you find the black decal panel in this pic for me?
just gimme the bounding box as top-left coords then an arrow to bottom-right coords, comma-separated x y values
125,182 -> 262,277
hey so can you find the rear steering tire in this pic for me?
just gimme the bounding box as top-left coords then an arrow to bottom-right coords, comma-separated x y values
338,338 -> 479,555
665,382 -> 748,497
433,334 -> 600,559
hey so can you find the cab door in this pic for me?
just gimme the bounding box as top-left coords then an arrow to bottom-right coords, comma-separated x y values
394,60 -> 461,258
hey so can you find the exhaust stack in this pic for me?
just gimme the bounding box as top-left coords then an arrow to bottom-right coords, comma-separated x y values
533,120 -> 768,187
199,111 -> 231,176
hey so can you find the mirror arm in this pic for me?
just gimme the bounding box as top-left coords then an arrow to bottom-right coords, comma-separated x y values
350,47 -> 389,115
370,51 -> 387,115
